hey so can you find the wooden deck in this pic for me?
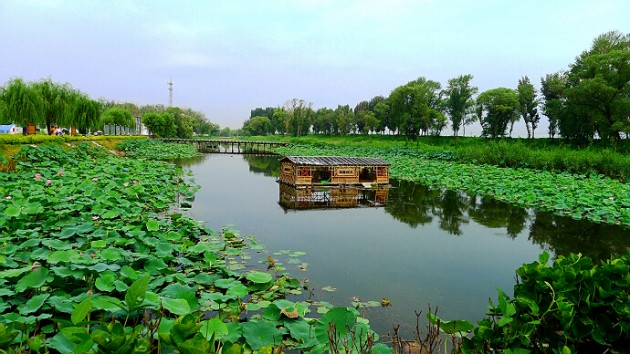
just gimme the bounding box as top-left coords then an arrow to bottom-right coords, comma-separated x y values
158,139 -> 289,154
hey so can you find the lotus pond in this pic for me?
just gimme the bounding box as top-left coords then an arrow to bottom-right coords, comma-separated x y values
178,153 -> 630,337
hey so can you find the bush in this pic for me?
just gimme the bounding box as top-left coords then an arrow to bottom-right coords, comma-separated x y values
462,251 -> 630,353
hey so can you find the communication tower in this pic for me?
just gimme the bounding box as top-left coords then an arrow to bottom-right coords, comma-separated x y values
168,79 -> 173,107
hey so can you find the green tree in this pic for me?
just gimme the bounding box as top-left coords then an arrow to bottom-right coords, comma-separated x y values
443,74 -> 478,137
373,100 -> 390,134
32,78 -> 76,134
334,104 -> 354,135
284,99 -> 313,136
476,88 -> 519,139
540,72 -> 566,139
0,78 -> 44,129
272,108 -> 288,135
516,76 -> 540,139
312,107 -> 335,134
142,112 -> 176,138
564,31 -> 630,143
388,77 -> 442,140
101,107 -> 134,134
242,116 -> 272,136
71,92 -> 102,134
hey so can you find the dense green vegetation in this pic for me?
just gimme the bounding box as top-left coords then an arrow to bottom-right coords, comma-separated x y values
0,80 -> 220,138
272,142 -> 630,227
1,139 -> 628,352
0,142 -> 395,353
242,31 -> 629,147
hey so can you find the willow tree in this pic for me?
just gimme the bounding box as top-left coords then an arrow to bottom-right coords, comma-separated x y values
71,92 -> 102,134
32,78 -> 75,134
0,78 -> 44,129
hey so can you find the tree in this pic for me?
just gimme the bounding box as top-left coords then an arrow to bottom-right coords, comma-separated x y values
443,74 -> 478,137
71,92 -> 102,134
272,108 -> 288,135
476,88 -> 519,139
516,76 -> 540,138
388,77 -> 442,140
540,72 -> 566,139
0,78 -> 44,128
373,100 -> 390,134
564,31 -> 630,142
101,107 -> 134,134
242,116 -> 271,136
312,107 -> 335,134
142,112 -> 176,138
334,105 -> 354,135
284,99 -> 313,136
32,79 -> 78,134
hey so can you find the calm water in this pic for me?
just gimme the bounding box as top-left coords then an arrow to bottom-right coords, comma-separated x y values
178,154 -> 629,336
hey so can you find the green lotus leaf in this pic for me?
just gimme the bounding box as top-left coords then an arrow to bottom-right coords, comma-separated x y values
246,271 -> 273,284
146,220 -> 159,232
315,307 -> 358,343
241,321 -> 283,350
200,318 -> 228,341
20,293 -> 50,315
125,274 -> 150,310
90,240 -> 107,249
3,205 -> 20,217
16,268 -> 50,293
161,297 -> 191,316
71,297 -> 92,325
95,272 -> 116,292
91,296 -> 125,313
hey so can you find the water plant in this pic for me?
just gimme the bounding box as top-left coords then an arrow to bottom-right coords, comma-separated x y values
273,144 -> 630,228
0,143 -> 390,352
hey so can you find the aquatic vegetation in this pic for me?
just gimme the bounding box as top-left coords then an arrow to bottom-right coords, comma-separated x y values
117,139 -> 201,160
0,143 -> 388,352
274,144 -> 630,227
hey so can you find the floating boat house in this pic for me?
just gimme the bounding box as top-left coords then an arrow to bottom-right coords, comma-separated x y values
279,156 -> 390,187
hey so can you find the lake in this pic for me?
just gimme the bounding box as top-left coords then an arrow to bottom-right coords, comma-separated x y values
178,153 -> 629,337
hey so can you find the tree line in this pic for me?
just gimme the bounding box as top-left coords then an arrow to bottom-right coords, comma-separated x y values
242,31 -> 629,146
0,78 -> 219,138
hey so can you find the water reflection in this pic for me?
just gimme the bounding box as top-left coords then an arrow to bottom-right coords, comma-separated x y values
242,155 -> 629,261
279,184 -> 388,211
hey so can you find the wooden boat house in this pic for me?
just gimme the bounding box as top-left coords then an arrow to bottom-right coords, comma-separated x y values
279,156 -> 390,187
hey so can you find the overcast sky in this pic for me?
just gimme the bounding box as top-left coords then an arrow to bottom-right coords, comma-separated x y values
2,0 -> 629,133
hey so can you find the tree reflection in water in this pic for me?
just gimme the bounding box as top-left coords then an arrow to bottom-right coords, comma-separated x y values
241,155 -> 629,262
384,180 -> 627,261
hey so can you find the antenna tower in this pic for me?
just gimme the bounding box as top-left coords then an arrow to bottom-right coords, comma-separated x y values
168,79 -> 173,107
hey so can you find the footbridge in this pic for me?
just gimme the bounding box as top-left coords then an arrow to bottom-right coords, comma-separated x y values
158,139 -> 290,154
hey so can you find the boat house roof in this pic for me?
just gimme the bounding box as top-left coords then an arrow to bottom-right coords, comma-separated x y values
280,156 -> 390,166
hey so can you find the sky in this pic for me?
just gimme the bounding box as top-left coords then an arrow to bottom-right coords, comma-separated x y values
1,0 -> 629,134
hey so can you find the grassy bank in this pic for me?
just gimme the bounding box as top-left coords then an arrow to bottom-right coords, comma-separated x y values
243,135 -> 630,182
272,143 -> 630,228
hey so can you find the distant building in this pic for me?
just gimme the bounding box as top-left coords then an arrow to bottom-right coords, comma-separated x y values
0,123 -> 23,134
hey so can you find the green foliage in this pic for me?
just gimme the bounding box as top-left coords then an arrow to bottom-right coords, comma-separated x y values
101,107 -> 135,128
476,87 -> 519,138
142,111 -> 177,138
0,143 -> 386,352
273,142 -> 630,227
461,250 -> 630,353
118,139 -> 200,160
443,74 -> 478,137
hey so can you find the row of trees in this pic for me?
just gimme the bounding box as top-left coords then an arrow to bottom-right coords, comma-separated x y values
242,31 -> 629,145
0,78 -> 101,134
0,78 -> 220,139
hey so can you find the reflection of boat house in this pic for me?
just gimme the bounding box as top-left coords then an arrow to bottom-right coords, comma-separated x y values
279,184 -> 388,211
279,156 -> 390,187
